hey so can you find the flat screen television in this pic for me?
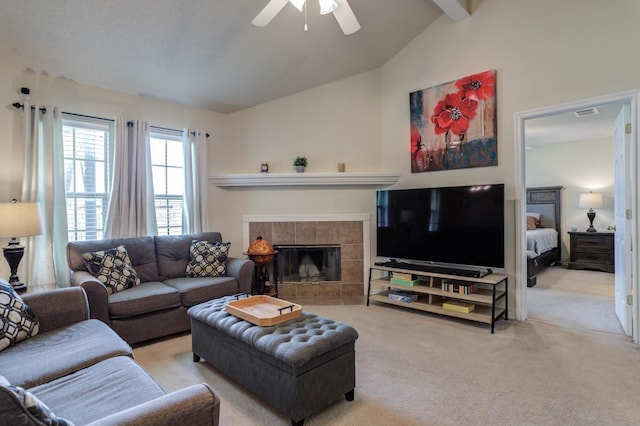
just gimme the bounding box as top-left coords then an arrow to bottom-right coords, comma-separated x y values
376,183 -> 505,270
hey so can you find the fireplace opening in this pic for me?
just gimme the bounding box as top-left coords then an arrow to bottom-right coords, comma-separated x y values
275,245 -> 341,282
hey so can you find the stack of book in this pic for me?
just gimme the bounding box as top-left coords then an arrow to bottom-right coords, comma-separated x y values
390,272 -> 420,287
442,300 -> 475,313
388,290 -> 419,303
441,281 -> 477,294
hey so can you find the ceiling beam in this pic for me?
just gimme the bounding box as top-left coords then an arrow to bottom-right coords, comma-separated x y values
432,0 -> 470,22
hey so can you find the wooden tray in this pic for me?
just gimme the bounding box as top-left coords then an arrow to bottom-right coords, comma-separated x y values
225,295 -> 302,326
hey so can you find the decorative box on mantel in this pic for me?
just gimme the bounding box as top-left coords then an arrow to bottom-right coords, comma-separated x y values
209,172 -> 400,188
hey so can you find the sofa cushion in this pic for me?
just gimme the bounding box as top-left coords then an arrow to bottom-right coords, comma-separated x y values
108,281 -> 181,319
186,240 -> 230,278
0,319 -> 132,389
0,376 -> 75,426
155,232 -> 222,281
83,245 -> 141,294
30,356 -> 166,426
0,281 -> 39,352
67,236 -> 160,283
164,276 -> 239,307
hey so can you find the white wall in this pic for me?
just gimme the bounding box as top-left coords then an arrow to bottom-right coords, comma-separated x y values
526,137 -> 615,260
217,70 -> 384,255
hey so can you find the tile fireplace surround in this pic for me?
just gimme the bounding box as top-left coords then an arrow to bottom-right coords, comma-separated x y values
243,214 -> 370,304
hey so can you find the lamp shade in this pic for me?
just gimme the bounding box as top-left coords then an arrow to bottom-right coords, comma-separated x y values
578,192 -> 603,210
0,201 -> 43,239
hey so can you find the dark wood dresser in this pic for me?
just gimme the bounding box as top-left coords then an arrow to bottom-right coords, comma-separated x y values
568,231 -> 615,273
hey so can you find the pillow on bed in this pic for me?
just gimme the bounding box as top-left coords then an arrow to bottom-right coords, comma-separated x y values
526,216 -> 539,230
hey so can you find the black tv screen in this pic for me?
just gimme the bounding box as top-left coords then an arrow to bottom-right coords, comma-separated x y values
376,184 -> 505,269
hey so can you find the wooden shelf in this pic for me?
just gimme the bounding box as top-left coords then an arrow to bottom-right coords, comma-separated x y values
367,265 -> 508,333
209,172 -> 400,188
369,293 -> 499,324
371,277 -> 506,305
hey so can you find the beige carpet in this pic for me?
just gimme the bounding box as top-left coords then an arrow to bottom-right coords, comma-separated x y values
527,265 -> 622,334
135,275 -> 640,425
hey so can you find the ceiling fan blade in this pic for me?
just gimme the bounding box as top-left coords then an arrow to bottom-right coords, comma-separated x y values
252,0 -> 289,27
333,0 -> 361,35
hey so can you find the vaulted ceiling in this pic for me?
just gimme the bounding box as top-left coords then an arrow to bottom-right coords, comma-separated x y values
2,0 -> 616,143
0,0 -> 454,113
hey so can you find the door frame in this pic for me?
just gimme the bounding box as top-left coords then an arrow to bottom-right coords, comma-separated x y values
514,90 -> 639,344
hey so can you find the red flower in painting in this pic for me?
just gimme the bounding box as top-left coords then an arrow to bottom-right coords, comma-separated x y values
430,92 -> 478,136
455,70 -> 495,101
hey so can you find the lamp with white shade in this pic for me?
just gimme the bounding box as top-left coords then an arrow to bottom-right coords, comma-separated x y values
578,191 -> 603,232
0,200 -> 43,292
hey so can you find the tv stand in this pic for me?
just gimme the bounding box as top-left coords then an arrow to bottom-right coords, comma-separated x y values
376,261 -> 487,278
367,264 -> 508,333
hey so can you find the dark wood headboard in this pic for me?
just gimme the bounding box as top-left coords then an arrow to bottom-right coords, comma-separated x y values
526,186 -> 564,247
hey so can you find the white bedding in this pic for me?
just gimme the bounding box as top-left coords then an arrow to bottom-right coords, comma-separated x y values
526,228 -> 558,257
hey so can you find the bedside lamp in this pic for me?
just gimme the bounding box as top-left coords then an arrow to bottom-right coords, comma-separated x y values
0,200 -> 43,292
578,192 -> 603,232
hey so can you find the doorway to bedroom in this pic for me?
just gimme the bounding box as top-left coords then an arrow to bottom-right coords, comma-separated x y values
518,93 -> 637,340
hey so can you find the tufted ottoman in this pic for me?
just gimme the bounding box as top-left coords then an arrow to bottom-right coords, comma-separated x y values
188,296 -> 358,426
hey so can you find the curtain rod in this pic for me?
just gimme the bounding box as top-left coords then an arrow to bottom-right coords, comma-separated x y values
13,103 -> 209,138
12,102 -> 46,114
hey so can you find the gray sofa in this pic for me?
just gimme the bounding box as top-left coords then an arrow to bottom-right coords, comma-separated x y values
0,284 -> 219,425
66,231 -> 254,344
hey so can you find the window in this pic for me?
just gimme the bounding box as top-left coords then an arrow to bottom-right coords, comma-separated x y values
62,116 -> 112,241
150,130 -> 185,235
62,117 -> 185,239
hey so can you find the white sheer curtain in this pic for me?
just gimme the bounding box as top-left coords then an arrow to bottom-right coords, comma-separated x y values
20,101 -> 70,287
104,118 -> 157,238
182,129 -> 209,233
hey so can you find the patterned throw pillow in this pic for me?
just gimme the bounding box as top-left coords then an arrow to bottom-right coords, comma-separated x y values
0,281 -> 39,352
82,245 -> 141,295
186,240 -> 231,277
0,378 -> 75,426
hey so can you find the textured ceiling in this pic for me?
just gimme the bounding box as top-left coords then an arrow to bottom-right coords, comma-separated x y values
0,0 -> 444,113
2,0 -> 616,141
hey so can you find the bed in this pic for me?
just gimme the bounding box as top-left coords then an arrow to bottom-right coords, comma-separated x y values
526,186 -> 563,287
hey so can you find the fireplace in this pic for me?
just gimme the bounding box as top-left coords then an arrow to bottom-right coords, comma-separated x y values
275,245 -> 341,282
243,214 -> 369,301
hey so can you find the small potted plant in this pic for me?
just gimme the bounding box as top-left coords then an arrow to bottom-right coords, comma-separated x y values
293,156 -> 308,173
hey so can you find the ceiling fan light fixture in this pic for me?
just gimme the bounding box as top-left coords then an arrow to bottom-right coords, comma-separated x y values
319,0 -> 338,15
289,0 -> 305,12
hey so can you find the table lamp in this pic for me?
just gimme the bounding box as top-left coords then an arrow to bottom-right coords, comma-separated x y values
0,199 -> 43,292
578,191 -> 603,232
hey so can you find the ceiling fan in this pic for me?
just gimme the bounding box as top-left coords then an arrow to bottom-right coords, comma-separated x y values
252,0 -> 361,35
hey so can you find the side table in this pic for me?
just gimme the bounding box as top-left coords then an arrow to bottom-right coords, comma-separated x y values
245,251 -> 279,296
568,231 -> 615,273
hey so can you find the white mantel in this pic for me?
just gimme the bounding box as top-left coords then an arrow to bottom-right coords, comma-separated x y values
210,172 -> 400,188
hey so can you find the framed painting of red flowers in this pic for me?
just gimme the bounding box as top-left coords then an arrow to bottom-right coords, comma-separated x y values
410,70 -> 497,173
